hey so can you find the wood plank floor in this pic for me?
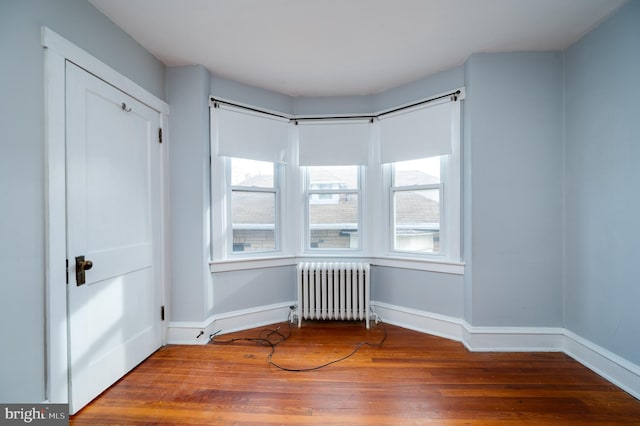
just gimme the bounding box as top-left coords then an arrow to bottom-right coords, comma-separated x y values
71,321 -> 640,425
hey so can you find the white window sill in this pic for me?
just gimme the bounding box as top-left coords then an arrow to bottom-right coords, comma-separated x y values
210,256 -> 298,273
371,256 -> 465,275
210,255 -> 465,275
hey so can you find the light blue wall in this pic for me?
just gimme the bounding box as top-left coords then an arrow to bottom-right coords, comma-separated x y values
166,66 -> 212,323
290,66 -> 464,116
212,267 -> 297,315
373,65 -> 465,111
372,267 -> 463,318
0,0 -> 165,403
293,95 -> 374,116
464,52 -> 564,327
563,0 -> 640,365
211,74 -> 294,114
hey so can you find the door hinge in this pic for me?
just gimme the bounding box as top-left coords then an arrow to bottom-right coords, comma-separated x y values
161,305 -> 165,321
158,128 -> 163,144
65,258 -> 69,284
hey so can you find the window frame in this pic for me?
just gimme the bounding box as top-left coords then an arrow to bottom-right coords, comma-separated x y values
227,157 -> 283,257
303,165 -> 364,253
227,157 -> 280,255
390,159 -> 445,256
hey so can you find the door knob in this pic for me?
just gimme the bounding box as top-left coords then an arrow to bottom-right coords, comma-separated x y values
75,255 -> 93,286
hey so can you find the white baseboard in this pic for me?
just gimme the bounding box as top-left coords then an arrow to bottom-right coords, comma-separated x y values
166,301 -> 294,345
563,330 -> 640,400
461,323 -> 565,352
211,302 -> 294,336
372,302 -> 465,342
166,318 -> 219,345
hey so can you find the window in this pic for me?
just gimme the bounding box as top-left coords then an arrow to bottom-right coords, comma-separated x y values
391,157 -> 442,254
229,158 -> 278,253
305,165 -> 361,250
210,103 -> 289,261
297,119 -> 370,252
379,98 -> 461,261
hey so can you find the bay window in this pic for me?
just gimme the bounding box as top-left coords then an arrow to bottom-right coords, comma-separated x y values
210,90 -> 462,269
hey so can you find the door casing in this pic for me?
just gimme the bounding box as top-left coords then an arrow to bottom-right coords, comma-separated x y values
42,27 -> 170,404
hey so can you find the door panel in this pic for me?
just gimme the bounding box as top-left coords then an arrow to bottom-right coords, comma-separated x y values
65,62 -> 162,414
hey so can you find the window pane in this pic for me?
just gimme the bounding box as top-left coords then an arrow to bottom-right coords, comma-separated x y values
231,191 -> 275,252
308,166 -> 358,190
309,194 -> 358,249
231,157 -> 274,187
393,157 -> 441,186
393,189 -> 440,253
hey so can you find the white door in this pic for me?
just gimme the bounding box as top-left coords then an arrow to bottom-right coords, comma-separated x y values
65,62 -> 163,414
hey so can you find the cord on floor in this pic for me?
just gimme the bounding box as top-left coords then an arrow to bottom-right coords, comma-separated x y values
209,320 -> 387,372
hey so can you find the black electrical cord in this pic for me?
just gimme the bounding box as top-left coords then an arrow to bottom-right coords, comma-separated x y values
209,321 -> 387,372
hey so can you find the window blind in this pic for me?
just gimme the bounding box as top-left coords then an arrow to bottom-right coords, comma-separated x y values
379,100 -> 453,163
298,120 -> 370,166
214,104 -> 290,163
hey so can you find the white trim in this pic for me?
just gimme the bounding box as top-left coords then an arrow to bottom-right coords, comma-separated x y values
165,318 -> 219,346
372,302 -> 464,342
210,256 -> 297,273
372,257 -> 465,274
167,302 -> 294,344
461,322 -> 565,352
41,27 -> 169,115
42,27 -> 169,404
209,255 -> 465,274
43,44 -> 69,404
212,302 -> 294,336
564,330 -> 640,400
159,115 -> 171,346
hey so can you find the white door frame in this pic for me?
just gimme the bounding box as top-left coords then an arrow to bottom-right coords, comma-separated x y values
42,27 -> 170,404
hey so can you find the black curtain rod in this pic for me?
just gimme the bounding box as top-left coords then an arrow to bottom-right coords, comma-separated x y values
377,90 -> 461,119
210,98 -> 291,120
211,89 -> 461,123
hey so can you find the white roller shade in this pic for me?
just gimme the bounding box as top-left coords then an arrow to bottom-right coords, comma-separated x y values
379,100 -> 453,163
214,104 -> 290,163
298,120 -> 370,166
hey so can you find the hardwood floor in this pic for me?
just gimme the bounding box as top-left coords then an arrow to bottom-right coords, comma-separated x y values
71,321 -> 640,425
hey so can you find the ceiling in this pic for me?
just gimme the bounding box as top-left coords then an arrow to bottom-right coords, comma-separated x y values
88,0 -> 626,97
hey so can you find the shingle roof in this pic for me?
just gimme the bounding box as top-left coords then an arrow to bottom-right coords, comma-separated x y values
231,168 -> 440,226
